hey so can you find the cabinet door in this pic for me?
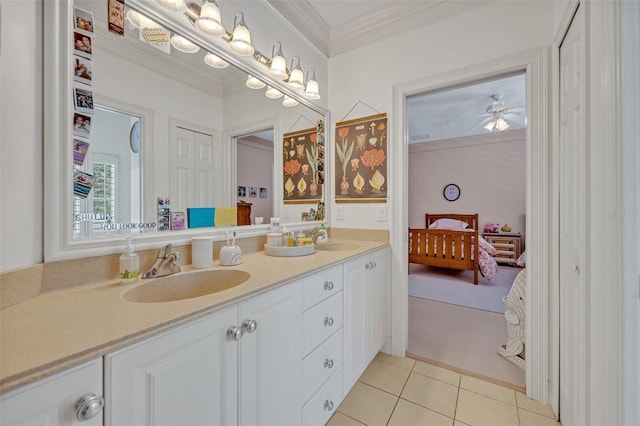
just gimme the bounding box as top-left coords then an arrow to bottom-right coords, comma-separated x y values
343,256 -> 368,391
368,247 -> 389,356
105,306 -> 238,426
1,358 -> 103,426
238,283 -> 302,426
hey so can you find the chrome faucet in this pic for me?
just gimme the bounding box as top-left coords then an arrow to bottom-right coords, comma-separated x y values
142,243 -> 181,279
308,227 -> 322,244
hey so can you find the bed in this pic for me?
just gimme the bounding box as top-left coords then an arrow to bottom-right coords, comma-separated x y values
408,213 -> 498,285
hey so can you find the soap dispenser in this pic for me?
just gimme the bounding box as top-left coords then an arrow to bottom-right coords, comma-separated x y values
119,238 -> 140,284
316,223 -> 328,244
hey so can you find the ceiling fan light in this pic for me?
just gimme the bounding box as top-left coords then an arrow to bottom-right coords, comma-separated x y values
484,120 -> 496,132
195,0 -> 225,36
204,52 -> 229,69
229,13 -> 254,56
495,117 -> 509,131
170,34 -> 200,53
246,74 -> 266,89
265,86 -> 283,99
154,0 -> 186,13
282,95 -> 299,107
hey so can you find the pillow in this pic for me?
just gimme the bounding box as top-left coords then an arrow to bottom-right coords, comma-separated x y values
428,218 -> 469,230
516,251 -> 526,268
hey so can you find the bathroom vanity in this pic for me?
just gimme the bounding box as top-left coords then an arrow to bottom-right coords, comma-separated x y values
0,240 -> 389,426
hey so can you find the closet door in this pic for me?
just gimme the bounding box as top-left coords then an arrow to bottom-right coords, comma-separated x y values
559,4 -> 588,425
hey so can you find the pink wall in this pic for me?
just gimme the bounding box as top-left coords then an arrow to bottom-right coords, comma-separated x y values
237,138 -> 273,223
408,129 -> 526,241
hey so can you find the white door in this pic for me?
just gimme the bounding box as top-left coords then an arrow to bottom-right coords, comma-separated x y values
105,306 -> 238,426
238,283 -> 302,426
171,126 -> 219,213
559,5 -> 588,425
1,359 -> 103,426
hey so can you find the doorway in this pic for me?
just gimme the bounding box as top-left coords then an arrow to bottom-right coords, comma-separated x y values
404,73 -> 527,389
236,128 -> 275,224
390,48 -> 553,404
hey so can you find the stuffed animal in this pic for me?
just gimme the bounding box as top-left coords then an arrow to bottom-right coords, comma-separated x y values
483,223 -> 499,233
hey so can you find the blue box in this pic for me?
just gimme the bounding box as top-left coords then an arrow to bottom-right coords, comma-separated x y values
187,207 -> 215,228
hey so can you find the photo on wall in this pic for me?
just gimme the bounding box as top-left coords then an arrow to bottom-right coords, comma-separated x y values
73,55 -> 93,85
73,7 -> 94,34
73,113 -> 91,137
73,31 -> 93,58
72,139 -> 90,166
73,87 -> 94,115
237,186 -> 246,197
249,187 -> 257,197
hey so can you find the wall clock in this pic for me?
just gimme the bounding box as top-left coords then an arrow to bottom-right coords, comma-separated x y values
129,121 -> 140,154
443,183 -> 460,201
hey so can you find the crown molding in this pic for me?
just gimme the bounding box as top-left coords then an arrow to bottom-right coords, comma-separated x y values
329,0 -> 487,56
266,0 -> 331,57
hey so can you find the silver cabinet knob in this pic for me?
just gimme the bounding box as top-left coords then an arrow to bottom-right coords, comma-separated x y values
323,400 -> 334,411
227,325 -> 244,341
324,316 -> 334,327
323,281 -> 334,291
323,358 -> 334,369
371,261 -> 377,268
75,393 -> 104,421
242,319 -> 258,333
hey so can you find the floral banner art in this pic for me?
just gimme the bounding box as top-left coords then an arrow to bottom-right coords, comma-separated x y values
335,113 -> 387,202
283,124 -> 324,203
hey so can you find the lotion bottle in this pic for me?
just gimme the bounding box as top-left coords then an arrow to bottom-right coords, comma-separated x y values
119,238 -> 140,284
316,223 -> 328,244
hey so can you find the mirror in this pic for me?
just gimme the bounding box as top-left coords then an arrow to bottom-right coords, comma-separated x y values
45,0 -> 328,260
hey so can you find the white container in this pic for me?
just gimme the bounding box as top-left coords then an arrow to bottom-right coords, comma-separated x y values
192,237 -> 213,268
119,238 -> 140,284
266,232 -> 283,247
220,245 -> 242,265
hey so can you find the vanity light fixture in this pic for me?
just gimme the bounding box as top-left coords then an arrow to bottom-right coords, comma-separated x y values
265,86 -> 283,99
484,115 -> 510,132
269,42 -> 288,80
204,51 -> 229,68
155,0 -> 186,13
229,12 -> 255,57
246,74 -> 266,89
282,95 -> 299,107
127,10 -> 159,30
287,56 -> 304,90
170,34 -> 200,53
304,69 -> 320,100
195,0 -> 225,36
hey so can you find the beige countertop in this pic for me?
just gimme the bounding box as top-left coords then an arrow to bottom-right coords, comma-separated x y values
0,238 -> 388,394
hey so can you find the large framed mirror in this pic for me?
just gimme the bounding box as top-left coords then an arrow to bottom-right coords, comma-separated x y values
44,0 -> 329,261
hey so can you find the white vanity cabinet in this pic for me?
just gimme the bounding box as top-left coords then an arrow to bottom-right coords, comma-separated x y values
105,282 -> 302,426
0,358 -> 104,426
342,247 -> 389,391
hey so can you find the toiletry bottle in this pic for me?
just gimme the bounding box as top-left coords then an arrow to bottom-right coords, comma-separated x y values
119,238 -> 140,284
316,223 -> 328,244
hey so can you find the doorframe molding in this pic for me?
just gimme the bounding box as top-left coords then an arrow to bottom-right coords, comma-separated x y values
391,47 -> 553,403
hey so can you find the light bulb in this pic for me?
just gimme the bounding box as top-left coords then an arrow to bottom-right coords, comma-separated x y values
282,95 -> 299,107
246,75 -> 266,89
229,13 -> 254,56
287,57 -> 304,90
484,120 -> 496,132
195,0 -> 225,36
170,34 -> 200,53
154,0 -> 186,13
495,117 -> 510,131
204,52 -> 229,69
304,70 -> 320,99
269,42 -> 288,80
265,86 -> 283,99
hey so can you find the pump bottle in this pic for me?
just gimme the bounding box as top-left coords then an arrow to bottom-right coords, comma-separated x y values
119,238 -> 140,284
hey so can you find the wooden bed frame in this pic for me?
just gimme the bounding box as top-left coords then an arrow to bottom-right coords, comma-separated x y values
408,213 -> 479,284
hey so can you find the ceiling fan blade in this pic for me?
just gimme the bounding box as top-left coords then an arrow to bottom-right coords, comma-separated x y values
505,106 -> 526,113
503,113 -> 525,125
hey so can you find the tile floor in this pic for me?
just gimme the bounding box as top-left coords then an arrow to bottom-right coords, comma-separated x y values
327,353 -> 560,426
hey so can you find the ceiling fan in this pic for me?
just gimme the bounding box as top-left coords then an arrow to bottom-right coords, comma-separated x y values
448,93 -> 525,133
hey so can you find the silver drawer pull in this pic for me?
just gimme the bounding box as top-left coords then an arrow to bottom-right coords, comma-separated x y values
323,358 -> 334,369
75,393 -> 104,421
324,400 -> 334,411
324,316 -> 334,327
227,325 -> 243,341
242,319 -> 258,333
323,281 -> 334,291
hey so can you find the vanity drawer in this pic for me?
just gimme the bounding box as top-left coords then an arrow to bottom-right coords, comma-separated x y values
303,292 -> 343,356
302,329 -> 343,404
302,265 -> 343,311
302,366 -> 343,426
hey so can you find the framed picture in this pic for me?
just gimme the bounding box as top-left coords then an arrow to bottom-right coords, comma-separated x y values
72,139 -> 90,166
73,87 -> 94,114
73,7 -> 94,34
107,0 -> 125,36
237,186 -> 246,197
171,211 -> 185,230
73,31 -> 93,58
335,112 -> 387,203
73,55 -> 92,85
249,186 -> 258,197
283,126 -> 323,203
73,113 -> 91,137
259,187 -> 268,198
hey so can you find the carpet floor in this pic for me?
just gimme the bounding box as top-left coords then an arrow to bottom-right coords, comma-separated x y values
408,297 -> 526,389
408,264 -> 521,313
